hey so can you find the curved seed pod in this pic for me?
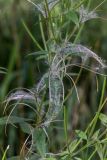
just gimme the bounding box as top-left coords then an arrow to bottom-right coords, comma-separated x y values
36,73 -> 48,93
6,90 -> 36,102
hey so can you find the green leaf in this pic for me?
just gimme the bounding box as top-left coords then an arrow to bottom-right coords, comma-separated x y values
95,142 -> 103,160
0,116 -> 32,125
75,130 -> 87,140
2,145 -> 9,160
34,0 -> 43,4
7,156 -> 20,160
74,157 -> 82,160
61,139 -> 78,156
44,158 -> 56,160
20,122 -> 33,134
27,51 -> 48,57
99,113 -> 107,125
36,54 -> 48,61
33,128 -> 46,157
0,67 -> 7,74
25,154 -> 40,160
92,130 -> 100,140
69,139 -> 78,152
68,10 -> 79,26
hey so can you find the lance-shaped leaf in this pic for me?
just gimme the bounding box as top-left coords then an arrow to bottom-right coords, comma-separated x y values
0,67 -> 7,74
0,116 -> 32,125
7,156 -> 21,160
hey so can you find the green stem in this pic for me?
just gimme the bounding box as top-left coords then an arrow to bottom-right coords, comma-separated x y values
2,145 -> 9,160
64,106 -> 68,141
74,0 -> 88,9
89,77 -> 106,137
74,24 -> 84,43
88,149 -> 97,160
39,15 -> 48,51
64,106 -> 71,156
44,0 -> 56,42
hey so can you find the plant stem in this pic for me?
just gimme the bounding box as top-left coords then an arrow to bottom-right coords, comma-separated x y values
45,0 -> 56,42
39,15 -> 48,51
89,77 -> 106,137
88,149 -> 97,160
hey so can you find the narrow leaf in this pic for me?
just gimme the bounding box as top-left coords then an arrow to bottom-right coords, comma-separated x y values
0,116 -> 32,125
99,113 -> 107,125
33,128 -> 46,157
75,130 -> 87,140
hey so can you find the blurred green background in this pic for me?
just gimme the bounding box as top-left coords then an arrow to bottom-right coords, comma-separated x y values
0,0 -> 107,158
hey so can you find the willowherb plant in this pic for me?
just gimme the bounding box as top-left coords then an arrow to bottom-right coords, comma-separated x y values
2,0 -> 107,159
